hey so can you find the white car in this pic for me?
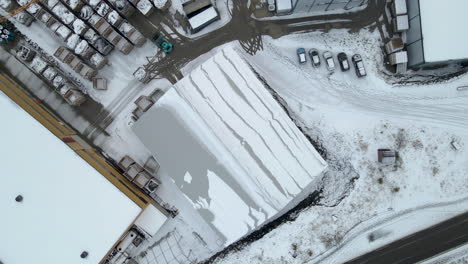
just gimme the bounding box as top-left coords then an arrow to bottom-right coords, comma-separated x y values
297,48 -> 307,64
323,51 -> 335,71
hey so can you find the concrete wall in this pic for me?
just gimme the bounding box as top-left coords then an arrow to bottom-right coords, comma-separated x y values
294,0 -> 367,13
406,0 -> 424,67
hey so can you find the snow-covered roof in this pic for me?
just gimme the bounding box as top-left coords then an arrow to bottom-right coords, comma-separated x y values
420,0 -> 468,62
390,51 -> 408,65
394,14 -> 408,31
134,204 -> 168,236
133,46 -> 327,245
276,0 -> 292,14
393,0 -> 407,15
187,6 -> 218,31
0,93 -> 142,264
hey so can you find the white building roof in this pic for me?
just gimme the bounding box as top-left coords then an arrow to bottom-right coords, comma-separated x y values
393,0 -> 407,15
420,0 -> 468,63
134,204 -> 167,237
0,93 -> 141,264
187,6 -> 218,31
133,46 -> 327,245
395,14 -> 409,32
390,51 -> 408,65
276,0 -> 292,14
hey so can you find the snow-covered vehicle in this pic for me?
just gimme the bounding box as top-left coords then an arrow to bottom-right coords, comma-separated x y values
297,48 -> 306,64
323,51 -> 335,71
337,52 -> 350,71
267,0 -> 275,12
352,54 -> 366,78
308,49 -> 320,67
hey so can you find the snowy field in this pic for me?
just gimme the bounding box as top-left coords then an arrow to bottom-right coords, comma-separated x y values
132,47 -> 327,245
210,29 -> 468,263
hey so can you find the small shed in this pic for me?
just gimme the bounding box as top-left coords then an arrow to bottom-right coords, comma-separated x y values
16,45 -> 36,62
118,155 -> 135,171
393,14 -> 409,32
125,163 -> 143,181
61,87 -> 86,106
392,0 -> 407,16
385,38 -> 404,54
134,171 -> 152,189
135,95 -> 155,112
134,67 -> 151,83
389,51 -> 408,73
378,149 -> 397,165
276,0 -> 292,15
183,0 -> 219,33
93,77 -> 108,90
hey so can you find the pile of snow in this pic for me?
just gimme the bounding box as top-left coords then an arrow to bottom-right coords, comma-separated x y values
96,1 -> 110,16
26,3 -> 41,15
52,4 -> 76,24
107,10 -> 122,25
72,19 -> 87,35
43,66 -> 58,80
0,0 -> 14,11
53,74 -> 65,88
132,46 -> 327,245
137,0 -> 153,15
90,52 -> 105,67
55,25 -> 71,40
31,56 -> 48,73
43,0 -> 58,8
152,0 -> 167,9
84,28 -> 99,44
88,0 -> 100,8
75,39 -> 90,55
66,34 -> 80,49
80,5 -> 94,20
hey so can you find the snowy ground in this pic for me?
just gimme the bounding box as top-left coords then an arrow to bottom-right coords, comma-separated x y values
209,29 -> 468,263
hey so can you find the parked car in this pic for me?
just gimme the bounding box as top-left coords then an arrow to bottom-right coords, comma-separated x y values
267,0 -> 275,11
337,52 -> 350,71
352,54 -> 366,77
322,51 -> 335,71
297,48 -> 306,64
308,49 -> 320,67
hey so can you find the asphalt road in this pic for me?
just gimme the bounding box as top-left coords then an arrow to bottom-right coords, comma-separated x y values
345,211 -> 468,264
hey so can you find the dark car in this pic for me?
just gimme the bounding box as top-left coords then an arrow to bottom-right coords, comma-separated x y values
352,54 -> 366,77
337,52 -> 350,71
308,49 -> 320,67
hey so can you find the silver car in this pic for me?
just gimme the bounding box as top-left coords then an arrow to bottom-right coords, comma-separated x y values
323,51 -> 335,71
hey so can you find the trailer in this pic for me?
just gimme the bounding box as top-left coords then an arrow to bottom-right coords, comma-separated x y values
183,0 -> 219,33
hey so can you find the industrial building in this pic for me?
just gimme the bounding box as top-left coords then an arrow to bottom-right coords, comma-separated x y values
0,75 -> 168,264
406,0 -> 468,67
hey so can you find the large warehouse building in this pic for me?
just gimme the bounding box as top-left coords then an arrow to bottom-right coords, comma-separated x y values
0,76 -> 167,264
406,0 -> 468,67
133,47 -> 327,245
